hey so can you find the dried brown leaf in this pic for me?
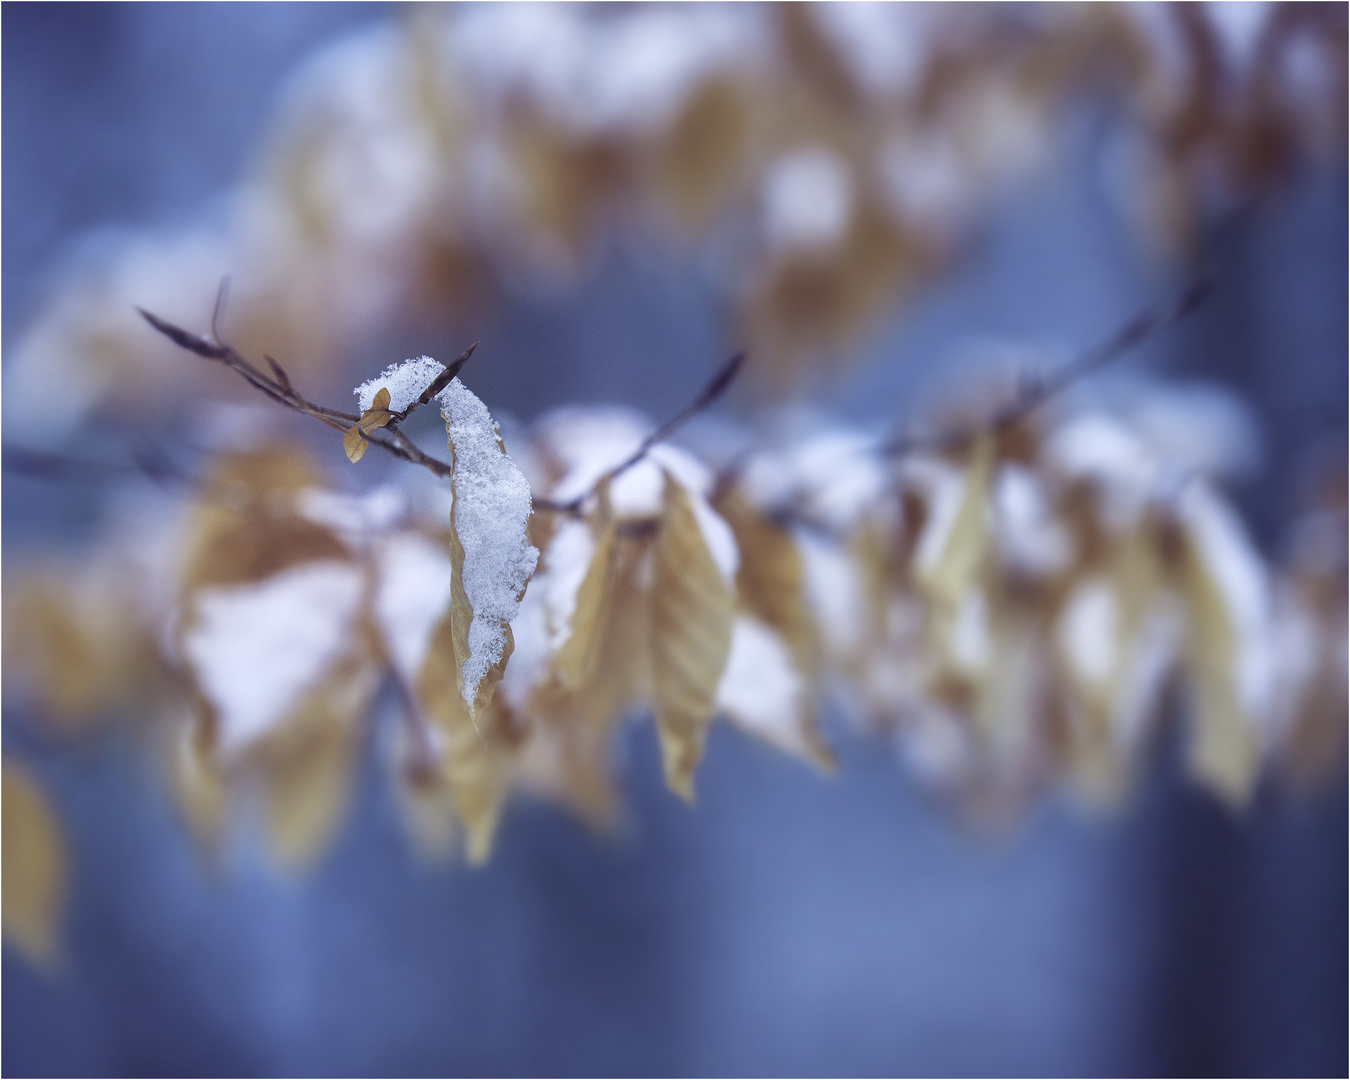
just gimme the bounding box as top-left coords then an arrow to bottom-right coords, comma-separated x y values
255,662 -> 375,868
417,607 -> 520,863
552,519 -> 618,693
2,759 -> 66,966
650,473 -> 735,800
715,489 -> 817,678
1182,548 -> 1261,806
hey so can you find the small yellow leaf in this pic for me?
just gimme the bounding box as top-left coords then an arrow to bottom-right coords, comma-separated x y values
2,759 -> 66,966
344,425 -> 368,463
357,389 -> 395,435
650,473 -> 735,801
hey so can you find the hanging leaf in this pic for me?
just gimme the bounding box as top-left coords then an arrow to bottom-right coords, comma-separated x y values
417,608 -> 520,863
717,615 -> 834,772
552,516 -> 618,693
1178,501 -> 1265,806
650,472 -> 736,800
715,489 -> 817,678
344,425 -> 369,463
2,759 -> 66,966
438,376 -> 539,714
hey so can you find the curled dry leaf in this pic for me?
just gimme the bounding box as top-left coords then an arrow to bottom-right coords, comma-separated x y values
2,759 -> 67,966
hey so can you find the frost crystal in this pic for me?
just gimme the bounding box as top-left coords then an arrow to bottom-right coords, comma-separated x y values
438,376 -> 540,708
355,355 -> 446,413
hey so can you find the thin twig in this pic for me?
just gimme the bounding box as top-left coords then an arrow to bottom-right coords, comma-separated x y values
391,342 -> 478,423
706,274 -> 1215,538
534,349 -> 746,516
139,307 -> 476,476
880,273 -> 1213,457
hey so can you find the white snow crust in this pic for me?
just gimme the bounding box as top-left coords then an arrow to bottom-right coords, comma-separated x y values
356,355 -> 445,413
183,561 -> 366,760
438,377 -> 540,709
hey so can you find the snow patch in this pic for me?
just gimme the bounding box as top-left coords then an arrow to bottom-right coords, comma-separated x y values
183,561 -> 366,760
438,377 -> 540,709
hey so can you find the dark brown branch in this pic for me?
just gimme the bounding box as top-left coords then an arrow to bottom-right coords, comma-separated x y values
139,307 -> 480,478
881,273 -> 1213,457
534,349 -> 746,516
392,342 -> 479,422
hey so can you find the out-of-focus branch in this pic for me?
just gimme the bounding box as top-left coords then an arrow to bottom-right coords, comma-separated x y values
881,273 -> 1213,457
534,350 -> 746,517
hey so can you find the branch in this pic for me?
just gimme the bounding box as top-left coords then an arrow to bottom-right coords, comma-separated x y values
534,350 -> 746,516
138,306 -> 476,480
881,273 -> 1213,457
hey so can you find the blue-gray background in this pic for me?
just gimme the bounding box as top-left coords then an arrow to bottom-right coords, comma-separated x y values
3,5 -> 1346,1076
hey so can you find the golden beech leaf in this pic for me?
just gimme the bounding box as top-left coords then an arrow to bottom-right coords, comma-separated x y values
357,388 -> 394,435
1181,545 -> 1261,806
552,518 -> 618,693
418,518 -> 517,863
2,759 -> 66,966
164,709 -> 229,853
515,716 -> 624,832
717,615 -> 835,774
715,489 -> 817,679
1154,486 -> 1272,807
650,473 -> 736,801
417,608 -> 520,864
344,425 -> 369,463
393,764 -> 461,862
254,663 -> 375,868
3,568 -> 161,730
920,435 -> 994,609
183,448 -> 349,591
526,530 -> 655,826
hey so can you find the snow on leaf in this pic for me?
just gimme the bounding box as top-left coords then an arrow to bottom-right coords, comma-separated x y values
917,435 -> 993,609
182,561 -> 368,761
716,615 -> 833,771
550,517 -> 616,692
416,612 -> 519,863
437,376 -> 540,713
650,470 -> 735,800
2,759 -> 66,967
355,356 -> 445,413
